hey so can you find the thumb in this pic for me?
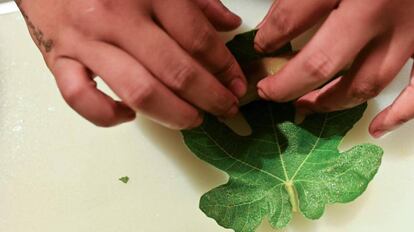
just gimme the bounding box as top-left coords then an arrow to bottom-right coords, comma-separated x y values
194,0 -> 242,31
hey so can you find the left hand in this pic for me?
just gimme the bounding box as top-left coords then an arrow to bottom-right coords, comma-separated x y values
254,0 -> 414,138
16,0 -> 246,129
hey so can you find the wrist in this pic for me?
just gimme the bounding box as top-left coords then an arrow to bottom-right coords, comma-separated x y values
15,0 -> 54,53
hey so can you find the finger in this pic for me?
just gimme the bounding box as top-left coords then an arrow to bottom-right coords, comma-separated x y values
74,41 -> 203,130
52,58 -> 136,127
193,0 -> 242,31
257,1 -> 381,102
296,35 -> 413,113
114,20 -> 239,118
369,61 -> 414,138
255,0 -> 337,52
154,0 -> 246,98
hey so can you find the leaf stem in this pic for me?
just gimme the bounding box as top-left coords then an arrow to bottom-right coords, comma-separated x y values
284,180 -> 299,212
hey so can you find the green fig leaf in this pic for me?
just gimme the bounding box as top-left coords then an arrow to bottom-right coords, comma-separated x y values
181,30 -> 383,232
182,102 -> 382,231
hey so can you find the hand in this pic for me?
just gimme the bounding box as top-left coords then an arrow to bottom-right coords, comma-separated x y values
254,0 -> 414,138
16,0 -> 246,129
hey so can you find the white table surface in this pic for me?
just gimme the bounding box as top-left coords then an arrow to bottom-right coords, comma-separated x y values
1,1 -> 414,231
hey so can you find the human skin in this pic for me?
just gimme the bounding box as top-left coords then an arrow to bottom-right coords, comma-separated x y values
255,0 -> 414,138
15,0 -> 247,129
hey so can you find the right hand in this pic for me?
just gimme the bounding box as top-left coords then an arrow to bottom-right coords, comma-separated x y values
253,0 -> 414,138
16,0 -> 246,129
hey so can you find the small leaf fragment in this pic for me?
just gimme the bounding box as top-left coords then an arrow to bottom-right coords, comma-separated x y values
119,176 -> 129,184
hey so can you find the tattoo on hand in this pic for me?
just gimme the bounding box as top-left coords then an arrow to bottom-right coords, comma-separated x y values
15,0 -> 54,53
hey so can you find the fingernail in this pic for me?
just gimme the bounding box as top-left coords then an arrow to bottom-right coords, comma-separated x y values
219,2 -> 242,24
257,84 -> 270,100
126,110 -> 137,120
372,129 -> 386,138
224,104 -> 239,118
296,107 -> 312,117
253,31 -> 265,53
219,1 -> 231,12
189,115 -> 203,129
254,41 -> 266,53
230,78 -> 247,98
225,10 -> 242,24
234,15 -> 242,26
118,102 -> 136,120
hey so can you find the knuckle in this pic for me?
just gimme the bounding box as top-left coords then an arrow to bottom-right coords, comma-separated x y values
62,82 -> 88,107
97,102 -> 133,128
389,110 -> 410,126
303,51 -> 336,82
189,26 -> 215,56
208,90 -> 234,114
377,64 -> 398,81
169,62 -> 197,91
363,0 -> 389,21
269,5 -> 294,36
254,31 -> 267,49
350,87 -> 377,102
214,56 -> 237,81
388,85 -> 414,126
95,0 -> 116,9
194,0 -> 209,11
84,0 -> 115,11
350,82 -> 383,102
394,115 -> 410,126
210,104 -> 227,115
69,0 -> 114,27
125,81 -> 154,109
